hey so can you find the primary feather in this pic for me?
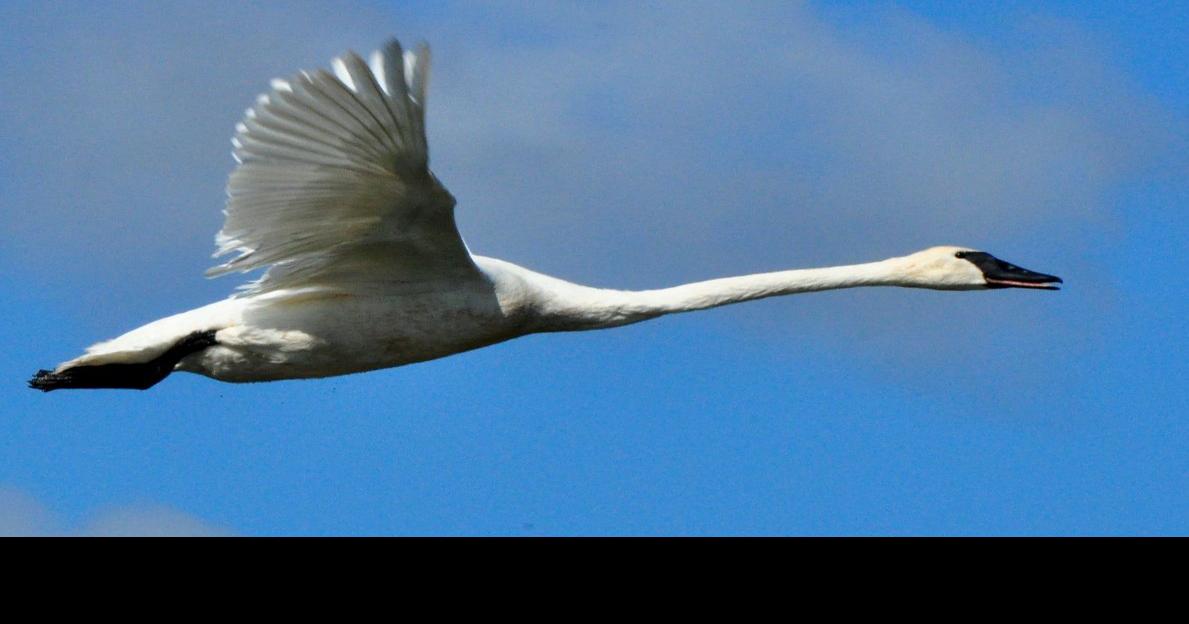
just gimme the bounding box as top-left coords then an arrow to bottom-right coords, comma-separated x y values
211,39 -> 474,295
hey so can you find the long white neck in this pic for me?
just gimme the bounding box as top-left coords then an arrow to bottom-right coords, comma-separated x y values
520,257 -> 906,332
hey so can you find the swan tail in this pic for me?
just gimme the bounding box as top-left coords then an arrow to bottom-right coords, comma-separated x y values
29,330 -> 219,392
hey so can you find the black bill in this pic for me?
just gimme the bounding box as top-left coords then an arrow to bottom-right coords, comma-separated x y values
956,251 -> 1063,290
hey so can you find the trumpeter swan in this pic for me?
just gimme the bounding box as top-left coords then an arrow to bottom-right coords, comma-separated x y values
29,38 -> 1061,392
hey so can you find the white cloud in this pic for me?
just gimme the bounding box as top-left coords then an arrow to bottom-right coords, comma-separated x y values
0,486 -> 232,537
3,3 -> 1173,276
423,3 -> 1174,280
79,505 -> 232,537
0,487 -> 56,536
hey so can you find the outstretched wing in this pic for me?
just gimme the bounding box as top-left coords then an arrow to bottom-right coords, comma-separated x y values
208,39 -> 478,294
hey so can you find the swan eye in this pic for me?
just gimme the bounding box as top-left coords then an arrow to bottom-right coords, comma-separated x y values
955,251 -> 969,259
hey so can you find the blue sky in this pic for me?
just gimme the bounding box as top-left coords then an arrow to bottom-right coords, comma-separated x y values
1,1 -> 1185,535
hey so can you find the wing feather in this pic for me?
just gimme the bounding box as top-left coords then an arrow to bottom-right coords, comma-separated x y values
210,38 -> 473,294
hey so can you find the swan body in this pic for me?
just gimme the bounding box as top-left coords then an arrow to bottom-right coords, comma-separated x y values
30,38 -> 1061,391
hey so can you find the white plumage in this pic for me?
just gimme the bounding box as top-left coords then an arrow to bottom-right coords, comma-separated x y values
30,37 -> 1060,391
215,41 -> 472,294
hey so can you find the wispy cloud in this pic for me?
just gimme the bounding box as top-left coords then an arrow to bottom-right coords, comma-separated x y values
0,486 -> 232,537
3,3 -> 1174,275
426,3 -> 1175,277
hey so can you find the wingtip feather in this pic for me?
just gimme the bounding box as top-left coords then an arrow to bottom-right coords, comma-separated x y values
210,34 -> 450,292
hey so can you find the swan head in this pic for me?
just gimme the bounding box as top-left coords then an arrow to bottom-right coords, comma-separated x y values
896,246 -> 1063,291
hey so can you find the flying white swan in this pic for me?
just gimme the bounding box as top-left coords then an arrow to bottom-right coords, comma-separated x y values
30,38 -> 1062,392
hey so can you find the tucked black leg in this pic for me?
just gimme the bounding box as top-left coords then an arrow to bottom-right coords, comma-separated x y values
29,330 -> 218,392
